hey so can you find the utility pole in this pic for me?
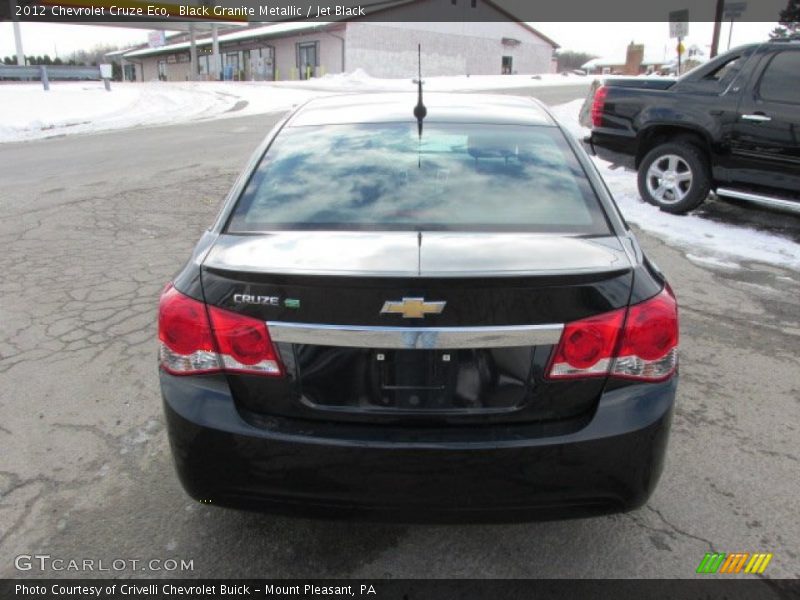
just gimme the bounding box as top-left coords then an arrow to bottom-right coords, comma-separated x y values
212,23 -> 220,81
189,22 -> 198,81
710,0 -> 725,58
728,16 -> 735,50
10,0 -> 25,65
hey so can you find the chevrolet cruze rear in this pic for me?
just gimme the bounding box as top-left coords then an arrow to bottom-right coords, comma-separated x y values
159,93 -> 678,521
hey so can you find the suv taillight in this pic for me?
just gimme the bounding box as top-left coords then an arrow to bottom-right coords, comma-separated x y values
158,285 -> 282,377
590,85 -> 608,128
547,287 -> 678,382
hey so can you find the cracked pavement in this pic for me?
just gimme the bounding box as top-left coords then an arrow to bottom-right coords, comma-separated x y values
0,86 -> 798,580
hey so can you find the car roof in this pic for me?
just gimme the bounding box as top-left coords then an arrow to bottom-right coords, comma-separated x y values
285,92 -> 556,127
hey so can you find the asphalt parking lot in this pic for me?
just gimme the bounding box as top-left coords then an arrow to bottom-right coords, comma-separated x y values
1,85 -> 799,580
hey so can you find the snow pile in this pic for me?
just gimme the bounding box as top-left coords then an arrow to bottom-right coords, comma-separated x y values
0,81 -> 324,142
321,68 -> 374,84
301,70 -> 590,92
551,99 -> 800,271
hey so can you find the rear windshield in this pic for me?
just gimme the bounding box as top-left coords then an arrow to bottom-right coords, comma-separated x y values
227,122 -> 609,234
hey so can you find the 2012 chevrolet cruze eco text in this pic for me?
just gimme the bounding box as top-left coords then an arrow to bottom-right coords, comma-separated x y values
158,92 -> 679,521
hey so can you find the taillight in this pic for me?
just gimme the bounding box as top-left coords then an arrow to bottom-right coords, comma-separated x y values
590,85 -> 608,127
547,286 -> 678,382
611,287 -> 678,382
158,284 -> 282,377
547,307 -> 625,379
158,285 -> 219,375
207,305 -> 282,375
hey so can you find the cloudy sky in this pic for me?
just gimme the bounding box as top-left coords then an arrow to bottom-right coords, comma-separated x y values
0,21 -> 778,62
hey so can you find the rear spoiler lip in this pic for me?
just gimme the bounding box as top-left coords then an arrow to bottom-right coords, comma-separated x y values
202,263 -> 632,278
202,232 -> 633,278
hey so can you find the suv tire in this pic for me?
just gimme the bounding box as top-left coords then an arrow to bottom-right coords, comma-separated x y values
638,142 -> 710,214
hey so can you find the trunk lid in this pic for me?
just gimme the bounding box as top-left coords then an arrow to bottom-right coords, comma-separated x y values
201,232 -> 634,425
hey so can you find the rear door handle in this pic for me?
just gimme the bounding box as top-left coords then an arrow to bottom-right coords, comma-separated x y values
741,113 -> 772,122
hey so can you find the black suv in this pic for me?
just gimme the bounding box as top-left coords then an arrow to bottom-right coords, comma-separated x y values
582,39 -> 800,214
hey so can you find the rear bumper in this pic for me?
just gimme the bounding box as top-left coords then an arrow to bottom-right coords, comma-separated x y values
583,133 -> 637,171
161,373 -> 676,522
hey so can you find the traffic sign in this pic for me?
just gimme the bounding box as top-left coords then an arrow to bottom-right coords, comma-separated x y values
669,9 -> 689,39
724,1 -> 747,19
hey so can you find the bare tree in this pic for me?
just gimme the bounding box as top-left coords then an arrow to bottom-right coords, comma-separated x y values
555,50 -> 597,72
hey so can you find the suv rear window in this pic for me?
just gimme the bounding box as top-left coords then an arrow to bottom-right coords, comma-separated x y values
227,122 -> 610,234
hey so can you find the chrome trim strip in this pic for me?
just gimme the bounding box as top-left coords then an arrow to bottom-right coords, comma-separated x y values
716,188 -> 800,215
267,321 -> 564,349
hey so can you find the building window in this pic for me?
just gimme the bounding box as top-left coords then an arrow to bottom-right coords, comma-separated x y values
502,56 -> 513,75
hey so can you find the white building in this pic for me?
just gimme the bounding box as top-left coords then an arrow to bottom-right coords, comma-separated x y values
119,1 -> 558,82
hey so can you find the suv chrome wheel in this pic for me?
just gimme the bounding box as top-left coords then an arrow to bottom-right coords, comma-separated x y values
637,141 -> 711,214
645,154 -> 693,205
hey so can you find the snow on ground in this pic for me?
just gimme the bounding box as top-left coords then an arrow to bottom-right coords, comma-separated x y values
276,68 -> 590,92
551,99 -> 800,272
3,77 -> 797,272
0,72 -> 587,143
0,81 -> 323,143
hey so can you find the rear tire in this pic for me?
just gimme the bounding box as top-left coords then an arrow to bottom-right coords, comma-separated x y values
637,142 -> 710,214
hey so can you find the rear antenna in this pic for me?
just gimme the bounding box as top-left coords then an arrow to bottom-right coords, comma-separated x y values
413,44 -> 426,140
413,44 -> 426,169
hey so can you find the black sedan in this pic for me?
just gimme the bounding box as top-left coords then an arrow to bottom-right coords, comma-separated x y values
158,92 -> 679,521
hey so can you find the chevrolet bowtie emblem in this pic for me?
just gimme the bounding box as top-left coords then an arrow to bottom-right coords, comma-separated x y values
380,297 -> 446,319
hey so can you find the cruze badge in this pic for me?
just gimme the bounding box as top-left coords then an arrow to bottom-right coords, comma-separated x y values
233,294 -> 300,309
380,297 -> 446,319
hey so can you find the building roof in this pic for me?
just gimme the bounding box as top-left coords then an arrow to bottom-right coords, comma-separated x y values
286,92 -> 555,127
520,24 -> 559,49
121,0 -> 559,60
123,21 -> 337,59
581,42 -> 709,70
581,52 -> 669,70
358,0 -> 559,48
